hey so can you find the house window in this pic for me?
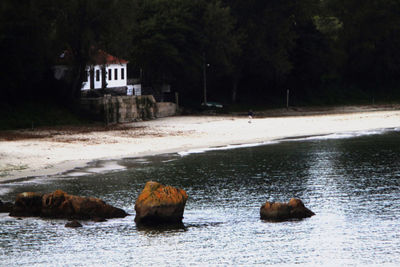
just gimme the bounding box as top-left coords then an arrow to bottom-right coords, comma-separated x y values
121,68 -> 125,80
96,69 -> 100,81
114,69 -> 118,80
108,69 -> 112,80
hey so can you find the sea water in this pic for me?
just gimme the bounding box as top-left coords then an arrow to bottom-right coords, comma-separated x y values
1,128 -> 400,266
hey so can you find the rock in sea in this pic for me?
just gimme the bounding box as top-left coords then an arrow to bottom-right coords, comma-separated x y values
65,220 -> 82,228
9,192 -> 43,217
0,199 -> 14,213
9,190 -> 128,220
260,198 -> 315,221
134,181 -> 188,225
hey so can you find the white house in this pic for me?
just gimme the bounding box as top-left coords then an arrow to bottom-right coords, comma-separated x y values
81,50 -> 128,91
55,49 -> 128,91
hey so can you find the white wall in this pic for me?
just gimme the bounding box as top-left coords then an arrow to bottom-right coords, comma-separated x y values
81,63 -> 127,90
106,63 -> 127,89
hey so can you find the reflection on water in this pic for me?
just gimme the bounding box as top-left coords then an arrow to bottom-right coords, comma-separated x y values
1,129 -> 400,266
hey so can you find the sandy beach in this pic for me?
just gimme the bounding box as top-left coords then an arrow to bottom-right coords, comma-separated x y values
1,105 -> 399,182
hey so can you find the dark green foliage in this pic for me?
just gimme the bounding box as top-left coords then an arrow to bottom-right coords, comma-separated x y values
323,0 -> 400,98
0,0 -> 55,102
0,101 -> 89,130
1,0 -> 400,120
129,0 -> 240,105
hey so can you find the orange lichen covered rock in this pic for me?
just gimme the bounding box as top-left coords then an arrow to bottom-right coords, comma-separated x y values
10,190 -> 127,220
135,181 -> 188,224
260,202 -> 291,220
260,198 -> 315,221
41,190 -> 127,219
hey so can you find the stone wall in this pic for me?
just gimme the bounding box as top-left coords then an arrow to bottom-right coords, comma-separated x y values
156,102 -> 178,118
80,95 -> 176,125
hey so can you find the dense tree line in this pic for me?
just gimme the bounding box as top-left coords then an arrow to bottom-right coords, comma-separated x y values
1,0 -> 399,108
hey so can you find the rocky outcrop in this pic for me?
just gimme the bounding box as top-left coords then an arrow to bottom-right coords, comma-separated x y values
287,198 -> 315,219
135,181 -> 188,225
9,190 -> 127,220
9,192 -> 43,217
260,198 -> 315,221
41,190 -> 127,220
0,199 -> 14,213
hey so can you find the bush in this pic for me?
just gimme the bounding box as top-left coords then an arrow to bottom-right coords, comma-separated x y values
0,101 -> 88,130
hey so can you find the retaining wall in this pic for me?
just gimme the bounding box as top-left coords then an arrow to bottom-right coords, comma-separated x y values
80,95 -> 177,124
156,102 -> 178,118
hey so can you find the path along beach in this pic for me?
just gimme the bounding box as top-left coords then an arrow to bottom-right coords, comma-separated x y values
1,105 -> 399,182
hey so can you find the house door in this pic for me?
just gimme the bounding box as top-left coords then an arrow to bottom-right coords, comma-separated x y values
89,67 -> 94,89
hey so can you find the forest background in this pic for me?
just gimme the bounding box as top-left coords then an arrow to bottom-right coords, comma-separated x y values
1,0 -> 400,127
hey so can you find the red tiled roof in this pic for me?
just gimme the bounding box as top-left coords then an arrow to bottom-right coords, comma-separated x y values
58,48 -> 128,65
92,49 -> 128,65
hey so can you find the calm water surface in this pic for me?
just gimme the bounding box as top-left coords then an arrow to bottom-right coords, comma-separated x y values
1,129 -> 400,266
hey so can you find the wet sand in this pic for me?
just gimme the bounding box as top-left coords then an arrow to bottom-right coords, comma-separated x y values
1,105 -> 399,182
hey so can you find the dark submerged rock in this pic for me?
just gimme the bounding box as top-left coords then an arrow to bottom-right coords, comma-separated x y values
134,181 -> 188,225
260,198 -> 315,221
0,199 -> 14,213
136,221 -> 186,231
65,220 -> 82,228
9,192 -> 43,217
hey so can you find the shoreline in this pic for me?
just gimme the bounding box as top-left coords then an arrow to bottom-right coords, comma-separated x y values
1,105 -> 400,183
